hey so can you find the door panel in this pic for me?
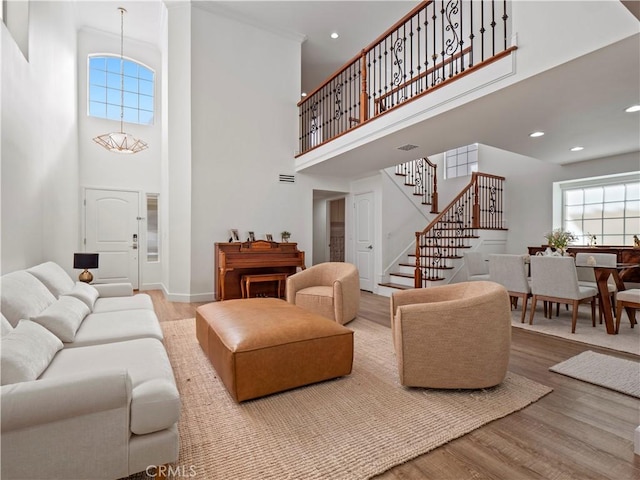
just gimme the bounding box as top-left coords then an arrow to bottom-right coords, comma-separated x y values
85,189 -> 140,288
355,192 -> 374,292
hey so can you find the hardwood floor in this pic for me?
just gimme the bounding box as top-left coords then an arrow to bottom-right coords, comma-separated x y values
148,290 -> 640,479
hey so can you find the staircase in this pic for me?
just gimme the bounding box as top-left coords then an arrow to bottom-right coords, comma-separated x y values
379,170 -> 506,295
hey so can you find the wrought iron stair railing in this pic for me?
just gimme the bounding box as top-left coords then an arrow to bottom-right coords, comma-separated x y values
413,172 -> 505,287
394,157 -> 438,213
298,0 -> 516,155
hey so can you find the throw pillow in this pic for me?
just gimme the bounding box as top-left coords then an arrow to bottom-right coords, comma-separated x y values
63,281 -> 100,310
27,262 -> 76,297
1,320 -> 63,385
30,296 -> 90,342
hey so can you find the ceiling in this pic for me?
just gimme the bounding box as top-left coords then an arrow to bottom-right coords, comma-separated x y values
74,1 -> 640,177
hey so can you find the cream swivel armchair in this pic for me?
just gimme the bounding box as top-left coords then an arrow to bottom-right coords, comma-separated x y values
489,254 -> 532,323
390,281 -> 511,389
286,262 -> 360,325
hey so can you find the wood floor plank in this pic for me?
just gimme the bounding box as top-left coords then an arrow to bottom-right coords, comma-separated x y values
147,289 -> 640,479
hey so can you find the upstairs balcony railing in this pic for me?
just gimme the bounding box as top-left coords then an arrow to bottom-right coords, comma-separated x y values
298,0 -> 515,155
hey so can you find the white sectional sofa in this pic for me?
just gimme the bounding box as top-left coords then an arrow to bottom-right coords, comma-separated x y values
1,262 -> 180,479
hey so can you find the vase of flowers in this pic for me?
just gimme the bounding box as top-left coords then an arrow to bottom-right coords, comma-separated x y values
544,228 -> 577,255
281,231 -> 291,243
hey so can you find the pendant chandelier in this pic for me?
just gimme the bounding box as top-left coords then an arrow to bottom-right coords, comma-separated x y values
93,7 -> 148,154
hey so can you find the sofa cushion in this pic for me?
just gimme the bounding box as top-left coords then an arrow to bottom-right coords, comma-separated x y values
1,320 -> 63,385
1,271 -> 57,327
27,262 -> 75,298
69,309 -> 163,347
63,282 -> 100,310
40,338 -> 180,434
1,313 -> 13,336
92,293 -> 154,313
31,296 -> 90,342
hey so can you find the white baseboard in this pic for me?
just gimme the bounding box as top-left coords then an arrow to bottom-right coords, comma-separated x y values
160,284 -> 215,303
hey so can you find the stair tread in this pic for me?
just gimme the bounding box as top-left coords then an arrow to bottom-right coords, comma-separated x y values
409,254 -> 462,259
398,263 -> 453,270
390,272 -> 447,279
379,282 -> 413,290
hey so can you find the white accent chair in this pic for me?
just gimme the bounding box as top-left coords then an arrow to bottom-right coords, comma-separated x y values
463,251 -> 489,281
615,288 -> 639,333
529,256 -> 598,333
489,254 -> 532,323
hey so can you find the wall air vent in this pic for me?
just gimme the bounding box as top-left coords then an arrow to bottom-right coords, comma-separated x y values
397,144 -> 419,151
279,174 -> 295,183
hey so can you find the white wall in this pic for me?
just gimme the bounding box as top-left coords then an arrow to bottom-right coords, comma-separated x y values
1,1 -> 79,275
77,25 -> 163,288
187,6 -> 305,299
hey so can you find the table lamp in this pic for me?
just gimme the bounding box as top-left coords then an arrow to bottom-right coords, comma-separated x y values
73,253 -> 99,283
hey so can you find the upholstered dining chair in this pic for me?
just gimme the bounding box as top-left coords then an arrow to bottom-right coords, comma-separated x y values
615,288 -> 639,333
529,256 -> 598,333
575,252 -> 617,323
389,281 -> 511,389
463,251 -> 489,281
489,254 -> 531,323
286,262 -> 360,325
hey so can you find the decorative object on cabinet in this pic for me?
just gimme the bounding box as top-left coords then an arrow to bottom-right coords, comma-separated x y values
230,229 -> 240,242
281,231 -> 291,242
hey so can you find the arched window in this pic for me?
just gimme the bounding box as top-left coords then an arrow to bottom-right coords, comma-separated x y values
88,55 -> 154,125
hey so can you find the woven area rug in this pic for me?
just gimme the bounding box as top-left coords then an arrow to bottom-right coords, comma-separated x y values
511,303 -> 640,355
128,317 -> 551,480
550,350 -> 640,398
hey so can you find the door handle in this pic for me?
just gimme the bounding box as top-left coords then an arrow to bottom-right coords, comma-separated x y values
132,233 -> 138,250
367,245 -> 373,249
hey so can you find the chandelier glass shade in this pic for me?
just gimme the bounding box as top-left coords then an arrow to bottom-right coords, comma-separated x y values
93,7 -> 148,154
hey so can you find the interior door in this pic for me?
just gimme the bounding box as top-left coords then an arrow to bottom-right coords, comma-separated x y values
84,188 -> 140,288
354,192 -> 374,292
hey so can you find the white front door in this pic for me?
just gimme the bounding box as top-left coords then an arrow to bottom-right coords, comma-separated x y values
354,192 -> 375,292
84,188 -> 140,288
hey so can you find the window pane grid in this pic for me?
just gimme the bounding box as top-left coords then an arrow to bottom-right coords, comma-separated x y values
562,181 -> 640,246
88,54 -> 154,125
444,143 -> 478,180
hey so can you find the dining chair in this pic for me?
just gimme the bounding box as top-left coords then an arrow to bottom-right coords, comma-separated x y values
529,256 -> 597,333
615,288 -> 639,333
575,252 -> 617,323
488,254 -> 531,323
463,251 -> 489,281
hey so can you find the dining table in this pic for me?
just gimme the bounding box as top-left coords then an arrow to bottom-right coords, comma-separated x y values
593,263 -> 639,334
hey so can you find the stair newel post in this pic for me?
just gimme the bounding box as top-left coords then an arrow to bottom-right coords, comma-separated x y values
472,172 -> 480,229
415,231 -> 422,288
359,50 -> 369,123
430,164 -> 438,213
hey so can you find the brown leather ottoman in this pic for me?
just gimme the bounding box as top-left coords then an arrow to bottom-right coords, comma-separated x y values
196,298 -> 354,402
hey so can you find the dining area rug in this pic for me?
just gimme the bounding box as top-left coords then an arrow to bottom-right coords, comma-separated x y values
125,317 -> 551,480
550,350 -> 640,398
511,303 -> 640,355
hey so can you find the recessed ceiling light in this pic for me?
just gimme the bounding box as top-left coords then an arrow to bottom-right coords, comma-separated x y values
625,104 -> 640,113
570,146 -> 584,152
529,131 -> 545,138
301,92 -> 307,97
330,32 -> 339,39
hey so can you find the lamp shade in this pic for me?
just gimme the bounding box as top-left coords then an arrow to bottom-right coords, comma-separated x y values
73,253 -> 99,270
